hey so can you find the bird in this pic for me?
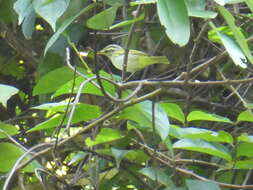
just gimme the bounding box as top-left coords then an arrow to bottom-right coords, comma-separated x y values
99,44 -> 170,73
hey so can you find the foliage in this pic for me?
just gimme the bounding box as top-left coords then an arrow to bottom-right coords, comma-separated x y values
1,0 -> 253,189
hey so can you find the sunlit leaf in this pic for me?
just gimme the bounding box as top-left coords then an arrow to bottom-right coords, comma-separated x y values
0,84 -> 19,107
245,0 -> 253,13
237,133 -> 253,143
173,139 -> 232,161
159,103 -> 185,123
187,110 -> 232,123
157,0 -> 190,46
28,103 -> 101,132
175,127 -> 233,144
85,128 -> 123,147
237,110 -> 253,122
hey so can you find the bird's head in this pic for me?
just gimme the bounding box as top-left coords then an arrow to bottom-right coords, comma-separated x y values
99,44 -> 124,58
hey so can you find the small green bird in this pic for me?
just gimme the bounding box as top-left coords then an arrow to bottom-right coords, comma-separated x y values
99,44 -> 170,73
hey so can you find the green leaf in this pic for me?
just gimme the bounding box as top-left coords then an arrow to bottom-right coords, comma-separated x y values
109,13 -> 144,30
173,139 -> 232,161
219,33 -> 248,68
139,167 -> 174,186
68,151 -> 88,166
85,128 -> 123,147
111,147 -> 129,168
33,66 -> 74,96
0,143 -> 39,172
237,133 -> 253,143
218,6 -> 253,65
186,179 -> 221,190
236,142 -> 253,157
121,100 -> 170,141
33,0 -> 70,31
187,110 -> 232,123
175,127 -> 233,144
245,0 -> 253,13
157,0 -> 190,46
237,110 -> 253,122
208,26 -> 234,43
213,0 -> 225,5
233,160 -> 253,169
13,0 -> 32,24
159,103 -> 185,124
0,122 -> 19,139
185,0 -> 217,19
44,3 -> 96,55
32,102 -> 73,113
86,6 -> 118,30
52,71 -> 116,98
0,84 -> 19,107
21,6 -> 36,39
28,103 -> 101,132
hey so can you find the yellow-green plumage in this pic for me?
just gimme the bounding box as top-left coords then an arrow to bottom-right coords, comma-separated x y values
99,44 -> 170,73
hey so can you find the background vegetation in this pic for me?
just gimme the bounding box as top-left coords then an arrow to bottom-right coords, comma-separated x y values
1,0 -> 253,189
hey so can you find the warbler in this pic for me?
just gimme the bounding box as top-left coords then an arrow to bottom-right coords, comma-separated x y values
99,44 -> 170,73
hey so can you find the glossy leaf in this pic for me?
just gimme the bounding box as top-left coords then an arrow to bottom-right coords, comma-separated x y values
0,84 -> 19,107
13,0 -> 32,24
33,0 -> 70,31
32,102 -> 73,114
86,6 -> 118,30
175,127 -> 233,144
219,6 -> 253,65
21,6 -> 36,39
85,128 -> 123,147
28,103 -> 101,132
173,139 -> 232,161
121,100 -> 170,141
157,0 -> 190,46
237,110 -> 253,122
0,122 -> 19,139
44,3 -> 96,55
187,110 -> 232,123
159,103 -> 185,123
186,179 -> 220,190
